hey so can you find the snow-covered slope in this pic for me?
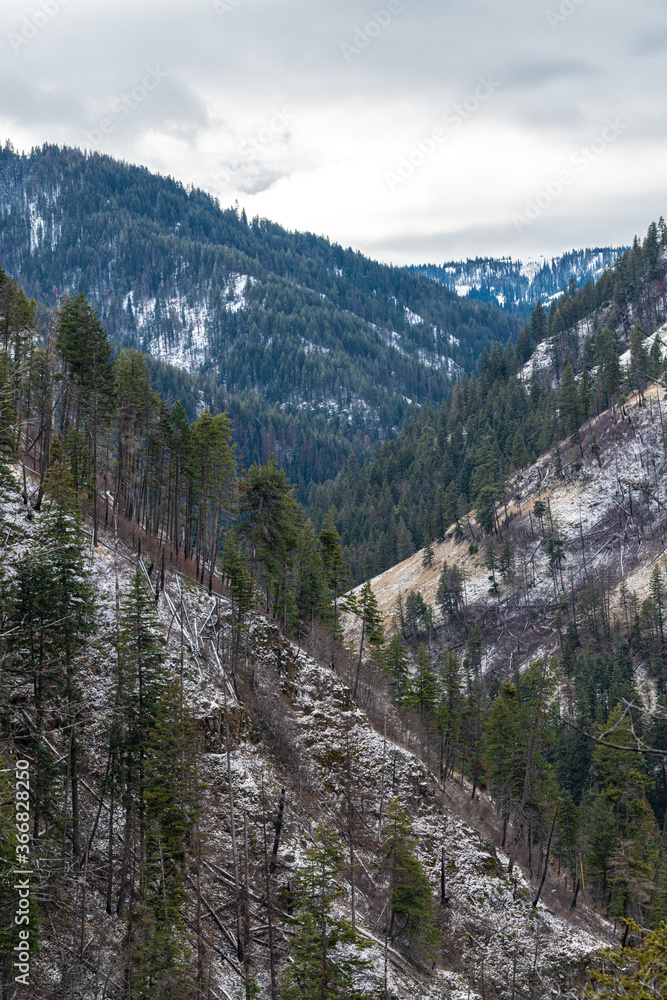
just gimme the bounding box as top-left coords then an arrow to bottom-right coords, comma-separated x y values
349,379 -> 667,682
8,464 -> 611,999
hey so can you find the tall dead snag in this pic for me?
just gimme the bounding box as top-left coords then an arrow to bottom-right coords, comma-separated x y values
223,672 -> 243,960
261,778 -> 277,1000
270,788 -> 286,873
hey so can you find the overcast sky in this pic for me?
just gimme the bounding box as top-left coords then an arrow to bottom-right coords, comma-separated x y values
1,0 -> 666,265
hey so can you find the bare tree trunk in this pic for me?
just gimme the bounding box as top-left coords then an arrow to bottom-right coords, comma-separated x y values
243,812 -> 251,993
508,731 -> 535,876
533,808 -> 558,908
261,781 -> 277,1000
270,788 -> 286,873
223,680 -> 243,961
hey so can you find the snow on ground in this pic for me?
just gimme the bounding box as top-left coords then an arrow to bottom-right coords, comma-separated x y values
9,460 -> 612,999
128,273 -> 255,374
405,307 -> 426,326
346,381 -> 667,683
618,320 -> 667,370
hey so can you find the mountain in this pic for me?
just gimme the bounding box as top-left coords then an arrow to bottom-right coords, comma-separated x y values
0,260 -> 616,1000
0,142 -> 518,500
410,247 -> 626,313
319,218 -> 666,581
2,191 -> 665,999
0,458 -> 612,999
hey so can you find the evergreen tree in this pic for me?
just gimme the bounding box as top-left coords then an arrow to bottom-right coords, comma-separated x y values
114,569 -> 166,818
57,293 -> 115,543
136,680 -> 198,999
319,509 -> 351,666
384,634 -> 412,705
587,919 -> 667,998
436,649 -> 463,780
628,323 -> 650,404
594,328 -> 622,408
346,581 -> 385,697
381,799 -> 438,963
280,824 -> 371,1000
414,643 -> 437,719
483,680 -> 520,847
38,436 -> 96,859
441,482 -> 460,535
422,539 -> 434,568
510,427 -> 529,470
436,561 -> 464,622
559,361 -> 582,454
588,705 -> 658,921
530,300 -> 548,345
239,455 -> 304,615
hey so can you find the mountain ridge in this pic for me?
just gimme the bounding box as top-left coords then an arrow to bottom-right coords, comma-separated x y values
0,142 -> 518,500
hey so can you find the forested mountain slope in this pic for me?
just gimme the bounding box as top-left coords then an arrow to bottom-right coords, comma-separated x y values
0,142 -> 518,499
0,460 -> 613,1000
411,246 -> 625,313
343,362 -> 667,963
0,264 -> 618,1000
318,218 -> 667,580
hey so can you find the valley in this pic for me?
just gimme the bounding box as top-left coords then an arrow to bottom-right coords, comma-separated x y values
0,146 -> 666,1000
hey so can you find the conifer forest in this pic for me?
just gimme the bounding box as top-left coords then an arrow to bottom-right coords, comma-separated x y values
0,144 -> 667,1000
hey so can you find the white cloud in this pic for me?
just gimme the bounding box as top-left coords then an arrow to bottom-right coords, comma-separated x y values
0,0 -> 665,263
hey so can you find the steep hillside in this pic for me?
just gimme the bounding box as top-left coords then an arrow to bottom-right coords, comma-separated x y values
319,221 -> 667,580
411,247 -> 626,313
0,142 -> 518,497
1,461 -> 611,1000
348,348 -> 667,673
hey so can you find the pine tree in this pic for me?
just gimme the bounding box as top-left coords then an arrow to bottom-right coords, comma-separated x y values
588,705 -> 658,921
381,799 -> 438,963
8,555 -> 64,838
280,824 -> 371,1000
436,561 -> 464,622
38,436 -> 95,860
510,428 -> 529,470
384,634 -> 412,705
346,581 -> 385,698
483,680 -> 519,806
499,533 -> 514,582
587,920 -> 667,998
628,323 -> 650,404
559,361 -> 582,452
422,539 -> 434,568
436,649 -> 463,780
239,456 -> 304,621
136,680 -> 198,1000
415,643 -> 437,718
57,293 -> 115,544
190,408 -> 235,588
222,531 -> 255,676
115,569 -> 166,808
319,509 -> 351,667
594,328 -> 622,407
441,482 -> 460,535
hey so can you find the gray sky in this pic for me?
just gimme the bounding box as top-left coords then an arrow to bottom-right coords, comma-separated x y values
2,0 -> 666,264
